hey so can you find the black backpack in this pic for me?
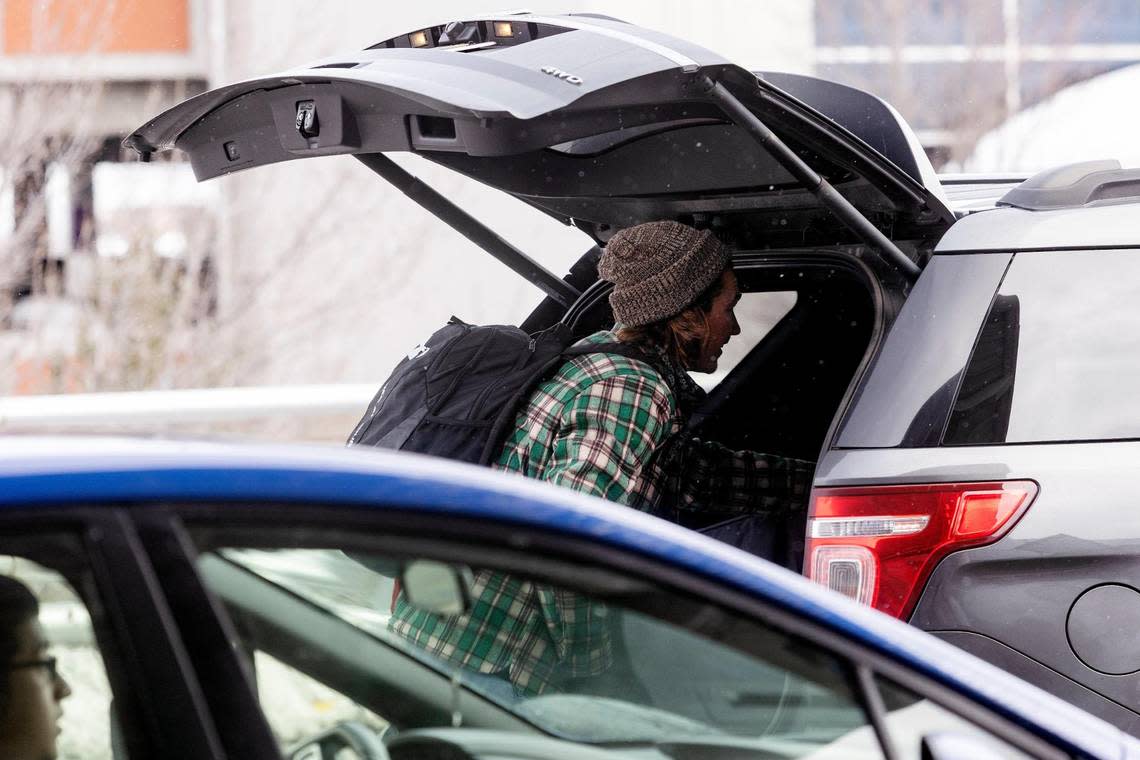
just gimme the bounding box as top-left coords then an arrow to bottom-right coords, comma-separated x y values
347,317 -> 652,465
349,318 -> 785,564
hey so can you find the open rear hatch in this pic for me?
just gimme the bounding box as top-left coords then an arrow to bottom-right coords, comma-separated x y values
128,12 -> 953,298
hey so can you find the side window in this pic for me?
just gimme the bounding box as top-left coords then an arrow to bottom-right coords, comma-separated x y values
0,553 -> 123,760
836,253 -> 1012,448
693,290 -> 796,390
193,540 -> 889,759
945,248 -> 1140,444
943,294 -> 1019,444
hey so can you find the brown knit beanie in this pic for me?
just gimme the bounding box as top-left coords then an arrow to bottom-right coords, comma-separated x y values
598,221 -> 729,327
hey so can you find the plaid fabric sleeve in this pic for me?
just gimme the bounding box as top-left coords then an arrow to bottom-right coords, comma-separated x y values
526,372 -> 670,686
668,437 -> 816,513
542,372 -> 673,505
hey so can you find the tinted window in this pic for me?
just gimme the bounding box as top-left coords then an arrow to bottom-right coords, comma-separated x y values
946,249 -> 1140,444
836,254 -> 1011,448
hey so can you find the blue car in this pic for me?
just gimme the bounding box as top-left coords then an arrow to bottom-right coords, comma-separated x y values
0,437 -> 1135,760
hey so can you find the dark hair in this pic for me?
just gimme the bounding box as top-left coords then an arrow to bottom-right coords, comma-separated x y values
616,268 -> 729,368
0,575 -> 39,718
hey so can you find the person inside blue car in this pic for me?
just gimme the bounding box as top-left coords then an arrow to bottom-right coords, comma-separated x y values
0,576 -> 71,760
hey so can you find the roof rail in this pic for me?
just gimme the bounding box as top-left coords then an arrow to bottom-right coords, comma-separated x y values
999,160 -> 1140,211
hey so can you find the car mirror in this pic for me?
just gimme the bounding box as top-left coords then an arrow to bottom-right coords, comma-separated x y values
920,731 -> 1010,760
400,560 -> 474,616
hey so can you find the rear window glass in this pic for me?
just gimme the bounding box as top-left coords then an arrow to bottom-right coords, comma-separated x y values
945,249 -> 1140,444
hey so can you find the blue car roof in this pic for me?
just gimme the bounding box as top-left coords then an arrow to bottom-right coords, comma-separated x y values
0,436 -> 1130,758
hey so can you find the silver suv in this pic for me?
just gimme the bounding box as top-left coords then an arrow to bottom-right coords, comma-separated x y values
810,160 -> 1140,735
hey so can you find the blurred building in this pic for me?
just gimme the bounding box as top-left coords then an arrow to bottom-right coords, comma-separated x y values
813,0 -> 1140,165
0,1 -> 814,397
1,0 -> 209,305
8,0 -> 1140,400
967,62 -> 1140,172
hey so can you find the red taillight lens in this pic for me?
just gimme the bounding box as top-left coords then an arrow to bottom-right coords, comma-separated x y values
805,481 -> 1038,619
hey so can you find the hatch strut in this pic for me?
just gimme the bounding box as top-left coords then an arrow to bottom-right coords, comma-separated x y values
355,153 -> 581,308
703,77 -> 922,282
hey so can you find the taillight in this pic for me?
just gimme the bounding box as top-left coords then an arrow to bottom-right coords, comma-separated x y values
805,481 -> 1038,619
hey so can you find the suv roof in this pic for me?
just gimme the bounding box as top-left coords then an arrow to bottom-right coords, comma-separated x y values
936,160 -> 1140,252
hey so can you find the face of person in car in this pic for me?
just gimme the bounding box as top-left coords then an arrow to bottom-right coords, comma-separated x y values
0,617 -> 71,760
693,269 -> 742,373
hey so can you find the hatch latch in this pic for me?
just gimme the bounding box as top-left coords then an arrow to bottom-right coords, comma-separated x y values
294,101 -> 319,138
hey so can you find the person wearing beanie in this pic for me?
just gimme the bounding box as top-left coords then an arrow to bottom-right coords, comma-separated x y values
391,220 -> 815,699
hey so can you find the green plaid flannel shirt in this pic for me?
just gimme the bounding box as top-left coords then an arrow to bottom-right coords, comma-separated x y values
390,331 -> 815,695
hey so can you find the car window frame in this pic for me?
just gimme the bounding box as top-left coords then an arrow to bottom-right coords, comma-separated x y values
0,507 -> 229,760
692,252 -> 886,464
154,499 -> 1067,760
131,508 -> 281,760
561,250 -> 891,467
